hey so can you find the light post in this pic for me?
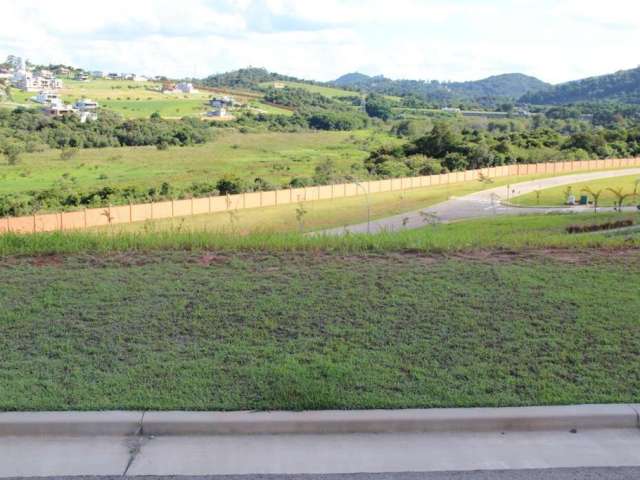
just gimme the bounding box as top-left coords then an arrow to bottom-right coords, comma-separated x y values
354,179 -> 371,234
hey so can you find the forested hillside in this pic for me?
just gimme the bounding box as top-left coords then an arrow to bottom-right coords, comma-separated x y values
332,72 -> 550,104
521,67 -> 640,105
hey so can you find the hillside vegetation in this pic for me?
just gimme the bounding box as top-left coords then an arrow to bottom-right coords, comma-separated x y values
333,72 -> 551,105
521,66 -> 640,105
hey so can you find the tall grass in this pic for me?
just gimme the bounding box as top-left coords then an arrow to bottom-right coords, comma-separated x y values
1,212 -> 637,257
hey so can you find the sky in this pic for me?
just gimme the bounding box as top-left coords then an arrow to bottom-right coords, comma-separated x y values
2,0 -> 639,84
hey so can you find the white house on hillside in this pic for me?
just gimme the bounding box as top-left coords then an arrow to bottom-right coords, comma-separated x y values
33,91 -> 61,104
175,82 -> 196,94
74,98 -> 99,110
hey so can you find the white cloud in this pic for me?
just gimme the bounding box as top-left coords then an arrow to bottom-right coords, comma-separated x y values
1,0 -> 639,83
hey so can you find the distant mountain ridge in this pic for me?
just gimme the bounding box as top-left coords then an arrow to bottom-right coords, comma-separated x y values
520,66 -> 640,105
332,72 -> 551,103
200,66 -> 640,107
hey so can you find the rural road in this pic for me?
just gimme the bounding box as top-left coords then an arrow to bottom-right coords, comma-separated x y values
322,168 -> 640,235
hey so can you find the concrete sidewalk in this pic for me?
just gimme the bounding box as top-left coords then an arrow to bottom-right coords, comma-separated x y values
1,405 -> 639,477
321,167 -> 640,235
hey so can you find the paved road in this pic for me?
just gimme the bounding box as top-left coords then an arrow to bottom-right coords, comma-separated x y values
321,168 -> 640,235
6,469 -> 640,479
3,428 -> 640,477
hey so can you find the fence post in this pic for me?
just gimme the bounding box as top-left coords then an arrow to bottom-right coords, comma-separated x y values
33,213 -> 36,234
59,212 -> 63,231
171,199 -> 174,218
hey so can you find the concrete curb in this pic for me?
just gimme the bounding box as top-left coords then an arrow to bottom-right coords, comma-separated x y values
1,404 -> 639,436
0,411 -> 142,436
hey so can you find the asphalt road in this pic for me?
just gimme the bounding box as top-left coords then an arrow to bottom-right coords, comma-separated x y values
7,469 -> 640,479
321,168 -> 640,235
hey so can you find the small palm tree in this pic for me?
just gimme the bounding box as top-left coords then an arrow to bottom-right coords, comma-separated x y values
477,172 -> 494,187
534,189 -> 542,205
295,202 -> 307,233
581,187 -> 603,214
606,187 -> 637,211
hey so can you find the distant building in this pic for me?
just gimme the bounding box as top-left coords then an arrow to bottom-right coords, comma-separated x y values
174,82 -> 196,94
91,71 -> 105,78
209,95 -> 236,108
77,110 -> 98,123
44,101 -> 76,117
207,107 -> 227,117
14,69 -> 64,92
74,98 -> 99,110
33,91 -> 61,104
74,72 -> 90,81
124,74 -> 147,82
107,73 -> 120,80
54,66 -> 72,77
441,107 -> 461,113
272,82 -> 285,89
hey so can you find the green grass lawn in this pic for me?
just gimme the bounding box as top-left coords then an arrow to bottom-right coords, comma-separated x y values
248,100 -> 294,116
102,173 -> 551,234
513,174 -> 640,207
258,81 -> 357,98
1,242 -> 639,411
0,130 -> 395,198
0,79 -> 278,119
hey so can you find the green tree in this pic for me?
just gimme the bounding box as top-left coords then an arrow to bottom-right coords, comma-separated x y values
365,94 -> 393,121
1,140 -> 24,165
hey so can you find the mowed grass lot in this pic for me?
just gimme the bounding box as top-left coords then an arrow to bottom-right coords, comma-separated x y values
1,244 -> 639,411
59,79 -> 214,119
258,81 -> 357,98
106,174 -> 546,234
0,79 -> 293,118
513,174 -> 640,207
0,130 -> 394,196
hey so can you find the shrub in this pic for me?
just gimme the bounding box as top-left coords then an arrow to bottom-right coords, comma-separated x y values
566,219 -> 633,234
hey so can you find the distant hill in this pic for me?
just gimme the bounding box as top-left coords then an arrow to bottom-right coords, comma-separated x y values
520,66 -> 640,105
453,74 -> 550,99
330,72 -> 550,104
200,67 -> 300,90
333,72 -> 375,88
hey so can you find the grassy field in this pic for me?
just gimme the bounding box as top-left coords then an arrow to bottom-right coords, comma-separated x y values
3,211 -> 639,257
103,173 -> 548,234
513,174 -> 640,207
1,239 -> 639,411
259,81 -> 356,98
0,130 -> 395,197
0,79 -> 293,119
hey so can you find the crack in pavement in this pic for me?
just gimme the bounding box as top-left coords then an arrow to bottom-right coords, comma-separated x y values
122,412 -> 150,477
